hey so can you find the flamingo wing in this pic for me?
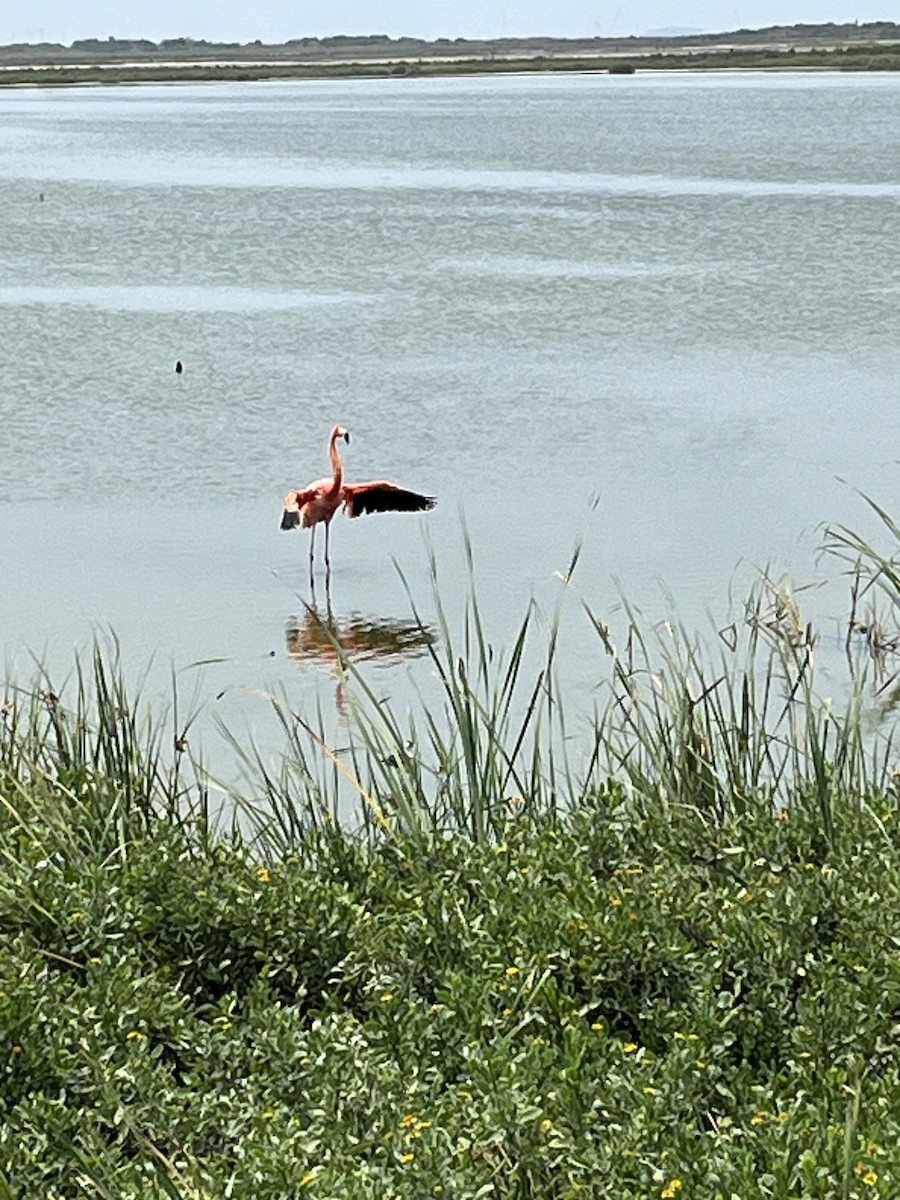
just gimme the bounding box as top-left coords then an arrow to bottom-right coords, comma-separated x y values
343,481 -> 436,519
280,488 -> 316,530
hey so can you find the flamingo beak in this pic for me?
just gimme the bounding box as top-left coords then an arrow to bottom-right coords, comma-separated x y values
344,432 -> 351,444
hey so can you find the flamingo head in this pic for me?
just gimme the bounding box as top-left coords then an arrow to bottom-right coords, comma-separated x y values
331,424 -> 350,445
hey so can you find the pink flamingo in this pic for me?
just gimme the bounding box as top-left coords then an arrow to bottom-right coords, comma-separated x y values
281,424 -> 435,584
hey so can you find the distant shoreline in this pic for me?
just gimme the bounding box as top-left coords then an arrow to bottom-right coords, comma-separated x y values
3,23 -> 900,87
2,44 -> 900,89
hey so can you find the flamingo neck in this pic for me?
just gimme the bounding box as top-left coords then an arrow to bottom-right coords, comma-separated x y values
328,432 -> 344,493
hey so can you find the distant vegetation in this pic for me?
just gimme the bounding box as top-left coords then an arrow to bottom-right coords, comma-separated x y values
1,21 -> 900,64
1,21 -> 900,85
2,43 -> 900,88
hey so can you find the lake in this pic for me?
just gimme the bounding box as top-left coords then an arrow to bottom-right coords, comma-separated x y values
2,70 -> 899,777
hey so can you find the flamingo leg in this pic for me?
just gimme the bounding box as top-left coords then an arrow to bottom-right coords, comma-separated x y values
324,565 -> 334,619
324,521 -> 332,582
308,524 -> 317,590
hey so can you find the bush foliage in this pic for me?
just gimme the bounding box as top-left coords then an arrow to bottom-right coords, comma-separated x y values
4,775 -> 900,1198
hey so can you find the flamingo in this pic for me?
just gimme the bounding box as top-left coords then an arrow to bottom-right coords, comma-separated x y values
281,424 -> 435,584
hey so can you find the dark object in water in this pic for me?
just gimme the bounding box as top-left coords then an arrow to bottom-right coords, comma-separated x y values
175,360 -> 183,374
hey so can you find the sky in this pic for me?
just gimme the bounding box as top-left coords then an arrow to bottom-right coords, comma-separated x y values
2,2 -> 896,46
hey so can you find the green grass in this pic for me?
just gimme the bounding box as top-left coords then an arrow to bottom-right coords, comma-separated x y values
2,520 -> 900,1197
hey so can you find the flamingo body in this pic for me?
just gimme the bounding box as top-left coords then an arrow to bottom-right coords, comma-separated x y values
281,425 -> 435,582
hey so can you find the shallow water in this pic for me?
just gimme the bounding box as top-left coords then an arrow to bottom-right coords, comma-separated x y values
2,71 -> 899,773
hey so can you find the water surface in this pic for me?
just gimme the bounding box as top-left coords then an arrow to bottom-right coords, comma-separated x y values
2,71 -> 899,770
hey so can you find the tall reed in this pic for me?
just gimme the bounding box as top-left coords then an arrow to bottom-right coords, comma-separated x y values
0,640 -> 207,861
2,513 -> 897,863
581,573 -> 891,844
231,540 -> 896,858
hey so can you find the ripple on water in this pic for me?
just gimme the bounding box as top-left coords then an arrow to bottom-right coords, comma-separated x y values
0,285 -> 375,313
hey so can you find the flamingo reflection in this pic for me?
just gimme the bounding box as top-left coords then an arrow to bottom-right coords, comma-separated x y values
285,604 -> 436,712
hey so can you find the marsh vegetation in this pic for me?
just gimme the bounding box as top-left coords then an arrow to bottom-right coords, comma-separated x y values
3,41 -> 900,89
3,507 -> 900,1196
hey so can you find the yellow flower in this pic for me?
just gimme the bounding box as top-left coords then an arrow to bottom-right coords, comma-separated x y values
256,866 -> 271,884
751,1110 -> 769,1126
260,1109 -> 275,1120
862,1170 -> 878,1186
300,1171 -> 317,1188
623,1042 -> 638,1053
505,965 -> 520,977
610,895 -> 623,907
399,1152 -> 414,1165
591,1022 -> 604,1031
643,1086 -> 659,1096
661,1181 -> 683,1199
400,1114 -> 418,1129
541,1119 -> 553,1132
380,992 -> 395,1004
11,1045 -> 23,1056
126,1030 -> 146,1041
